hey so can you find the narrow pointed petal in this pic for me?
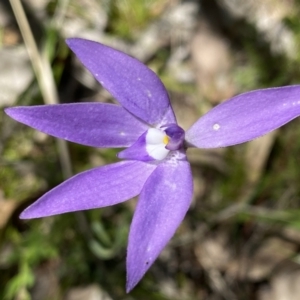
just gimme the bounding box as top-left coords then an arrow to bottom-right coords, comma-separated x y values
5,103 -> 148,148
66,38 -> 176,125
186,86 -> 300,148
126,158 -> 193,292
20,161 -> 156,219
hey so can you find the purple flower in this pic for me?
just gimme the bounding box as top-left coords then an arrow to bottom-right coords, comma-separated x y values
5,38 -> 300,291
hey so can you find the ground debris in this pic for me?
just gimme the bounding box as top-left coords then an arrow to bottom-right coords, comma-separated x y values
65,284 -> 113,300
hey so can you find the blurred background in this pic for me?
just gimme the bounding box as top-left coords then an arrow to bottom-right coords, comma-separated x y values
1,0 -> 300,299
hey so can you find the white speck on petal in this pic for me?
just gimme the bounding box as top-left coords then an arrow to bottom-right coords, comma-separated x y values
100,81 -> 104,85
137,77 -> 141,81
165,180 -> 177,191
213,123 -> 220,131
146,90 -> 152,98
120,132 -> 125,136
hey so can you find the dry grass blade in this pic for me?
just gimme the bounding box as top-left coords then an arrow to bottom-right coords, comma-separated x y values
9,0 -> 72,179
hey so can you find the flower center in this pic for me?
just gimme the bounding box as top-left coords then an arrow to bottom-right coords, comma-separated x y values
162,124 -> 185,151
117,124 -> 185,162
145,124 -> 185,160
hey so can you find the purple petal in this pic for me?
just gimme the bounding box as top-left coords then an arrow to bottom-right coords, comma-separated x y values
66,38 -> 176,125
126,159 -> 193,292
186,85 -> 300,148
20,160 -> 156,219
5,103 -> 148,148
